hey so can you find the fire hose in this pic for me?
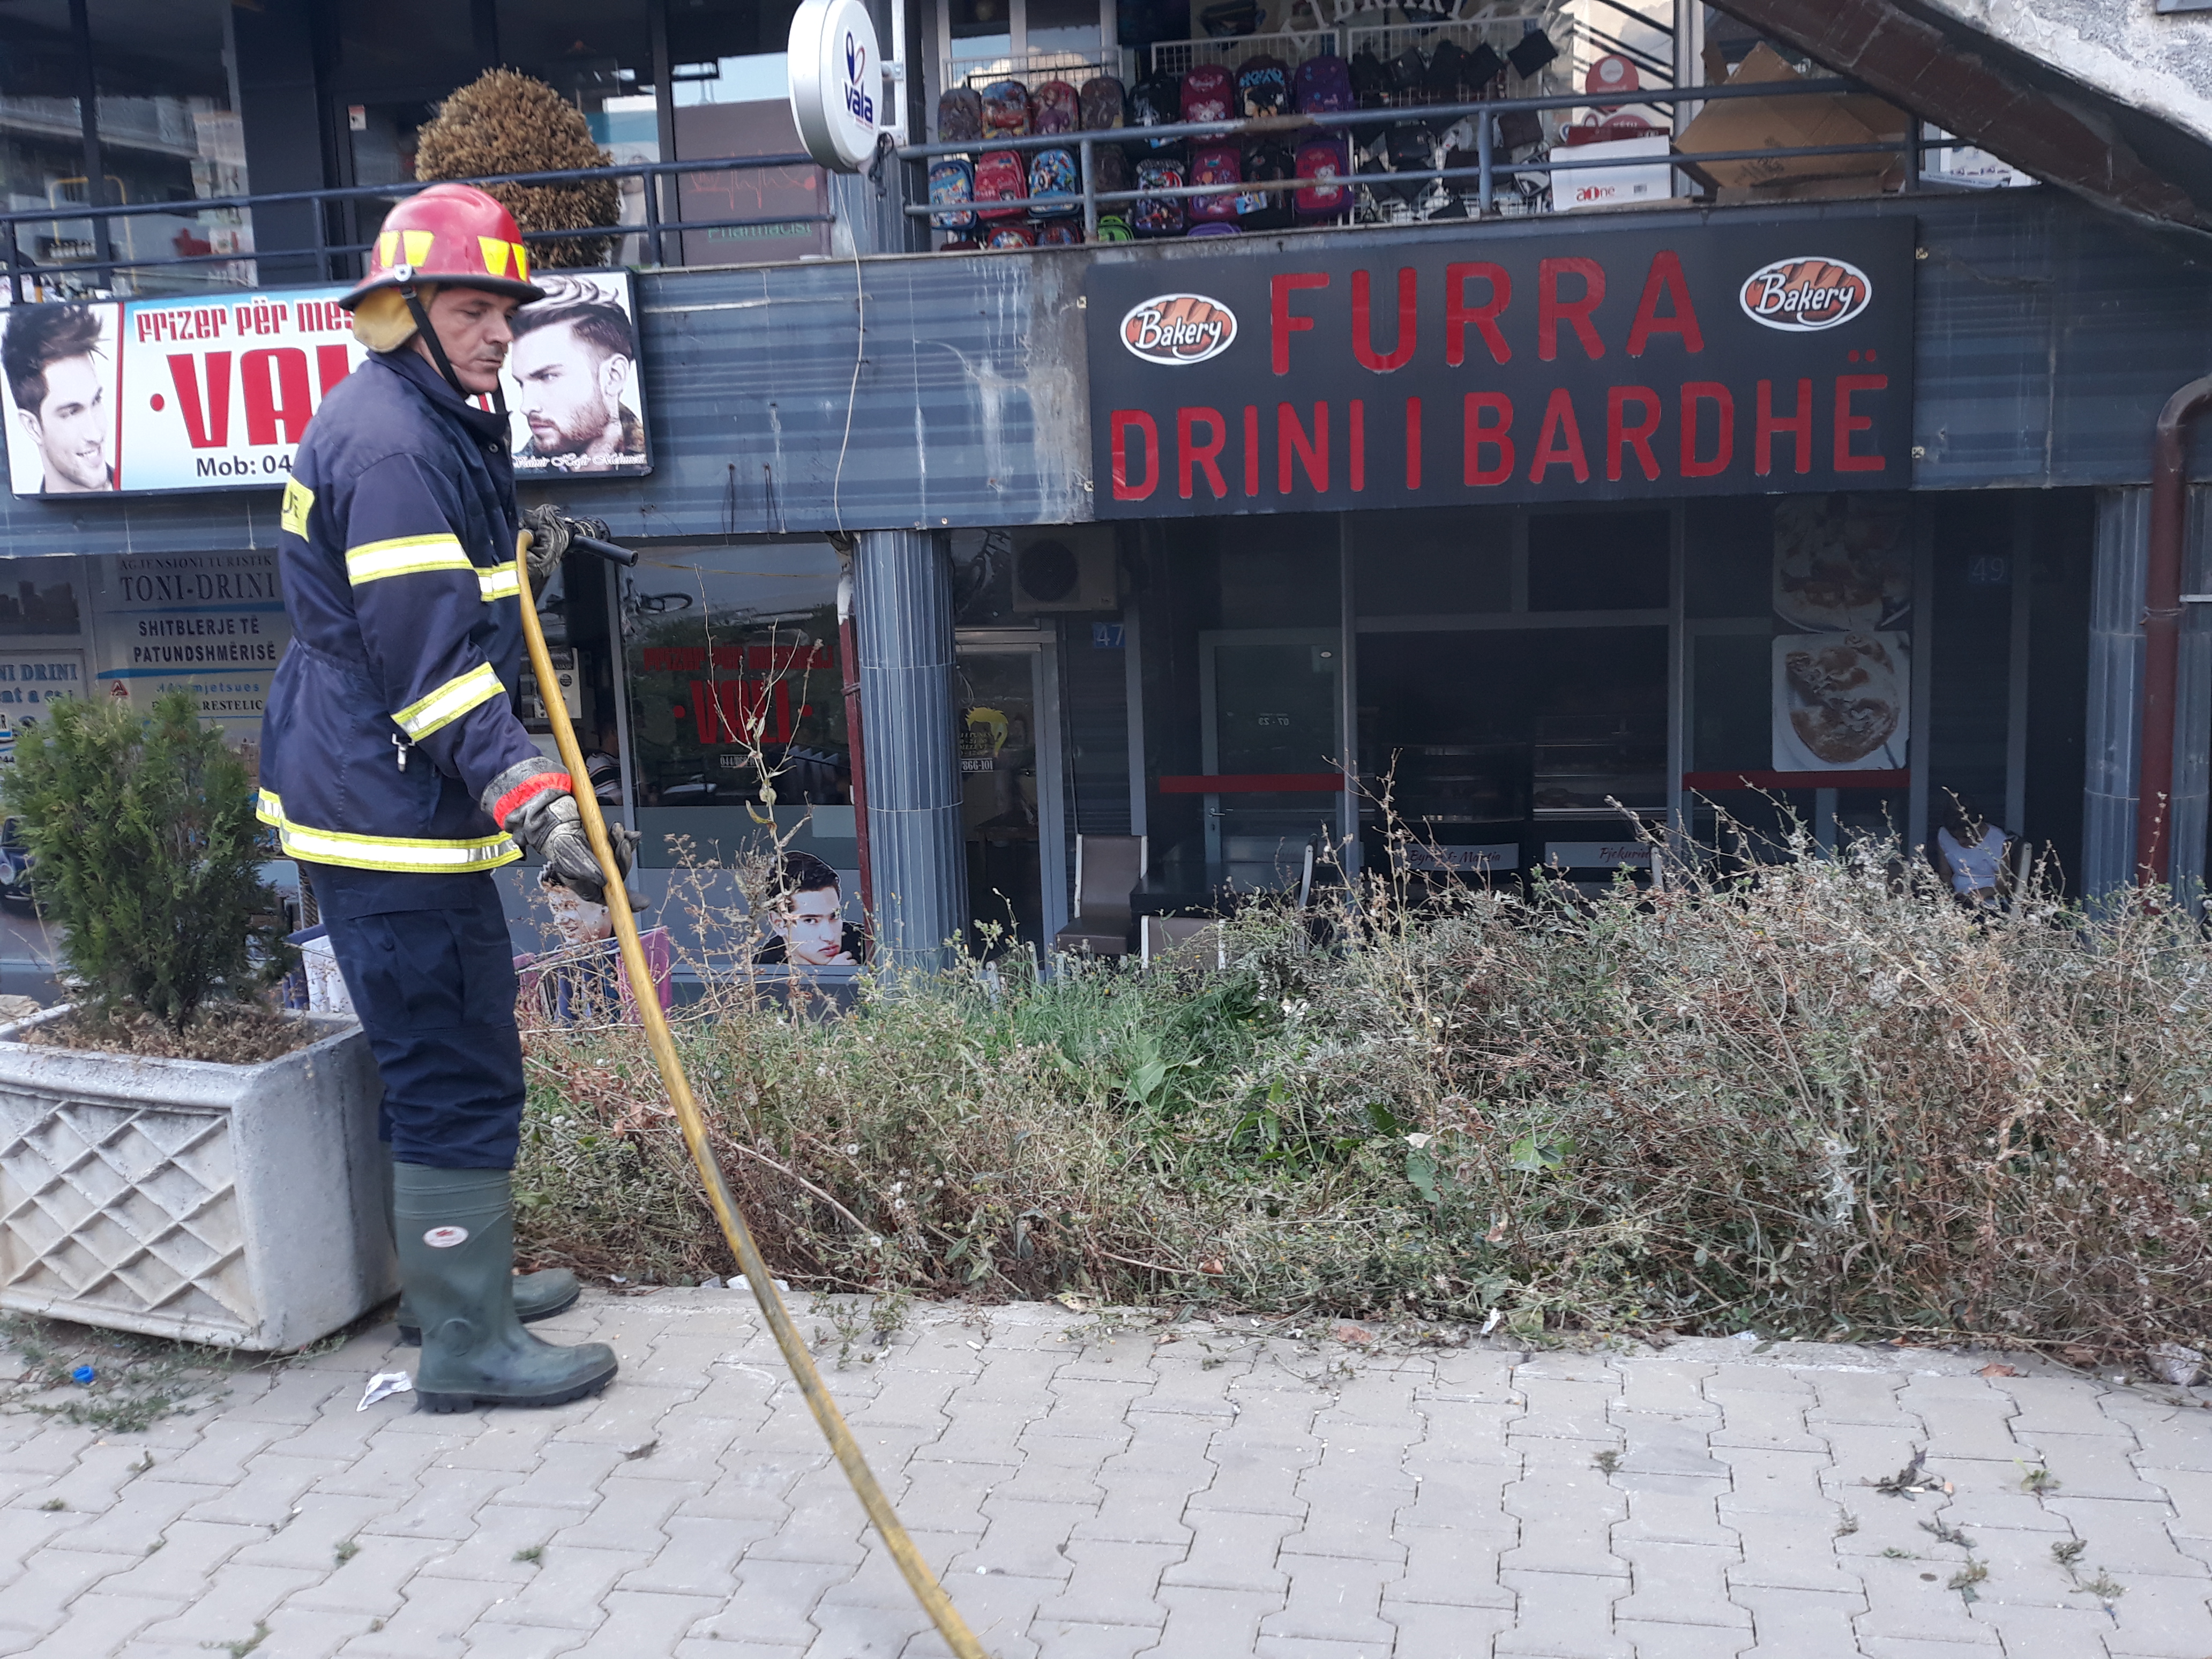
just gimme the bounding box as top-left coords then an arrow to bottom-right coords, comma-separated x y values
515,519 -> 989,1659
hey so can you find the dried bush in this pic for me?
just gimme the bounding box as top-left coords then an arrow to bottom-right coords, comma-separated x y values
414,70 -> 618,267
511,827 -> 2212,1357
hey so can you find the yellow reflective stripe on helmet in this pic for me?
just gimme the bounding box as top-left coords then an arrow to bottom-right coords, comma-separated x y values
402,229 -> 434,266
280,479 -> 313,539
346,534 -> 472,586
478,561 -> 521,602
257,791 -> 519,872
394,662 -> 503,739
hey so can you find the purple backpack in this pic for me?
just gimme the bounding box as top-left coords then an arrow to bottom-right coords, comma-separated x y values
1294,54 -> 1354,116
1189,141 -> 1242,222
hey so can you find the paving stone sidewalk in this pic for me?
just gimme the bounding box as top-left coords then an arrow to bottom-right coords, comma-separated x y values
4,1289 -> 2212,1658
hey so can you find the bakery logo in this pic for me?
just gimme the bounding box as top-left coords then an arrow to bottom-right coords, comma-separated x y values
1739,256 -> 1873,332
1120,294 -> 1237,364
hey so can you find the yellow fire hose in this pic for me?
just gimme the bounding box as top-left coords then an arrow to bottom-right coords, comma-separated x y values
515,530 -> 988,1659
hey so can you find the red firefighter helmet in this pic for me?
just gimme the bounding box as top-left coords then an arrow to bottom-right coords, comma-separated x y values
340,183 -> 547,310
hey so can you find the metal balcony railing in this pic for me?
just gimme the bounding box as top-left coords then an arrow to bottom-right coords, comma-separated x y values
0,153 -> 832,303
895,76 -> 1986,244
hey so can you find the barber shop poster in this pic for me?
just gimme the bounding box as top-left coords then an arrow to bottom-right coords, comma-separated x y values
2,271 -> 649,497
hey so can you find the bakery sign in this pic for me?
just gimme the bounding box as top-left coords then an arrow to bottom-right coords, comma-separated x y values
1084,217 -> 1916,517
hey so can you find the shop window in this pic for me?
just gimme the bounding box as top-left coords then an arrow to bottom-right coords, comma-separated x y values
664,0 -> 829,264
617,541 -> 853,872
1527,510 -> 1670,611
1684,497 -> 1773,618
1351,506 -> 1509,618
942,0 -> 1112,80
1691,633 -> 1767,771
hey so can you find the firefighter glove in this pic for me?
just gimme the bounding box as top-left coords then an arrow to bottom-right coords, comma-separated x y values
487,761 -> 641,908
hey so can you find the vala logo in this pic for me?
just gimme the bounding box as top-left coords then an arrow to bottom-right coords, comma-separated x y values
841,31 -> 875,124
1120,294 -> 1237,364
1739,256 -> 1873,331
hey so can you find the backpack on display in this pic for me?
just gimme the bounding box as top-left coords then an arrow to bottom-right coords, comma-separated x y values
985,223 -> 1037,249
1189,140 -> 1243,222
1090,142 -> 1133,203
1506,27 -> 1560,79
1029,145 -> 1081,216
1387,48 -> 1427,103
981,79 -> 1033,137
1034,80 -> 1080,134
1094,214 -> 1134,242
937,86 -> 985,144
1240,138 -> 1295,229
1180,63 -> 1235,124
1079,74 -> 1127,129
939,236 -> 980,253
1133,155 -> 1188,237
1347,48 -> 1392,108
1294,53 -> 1354,116
1187,221 -> 1240,237
1424,39 -> 1471,103
975,149 -> 1029,219
1128,71 -> 1183,144
1236,54 -> 1291,117
1464,42 -> 1505,87
1036,220 -> 1085,245
928,156 -> 977,230
1294,130 -> 1351,221
1497,107 -> 1544,151
1383,122 -> 1440,218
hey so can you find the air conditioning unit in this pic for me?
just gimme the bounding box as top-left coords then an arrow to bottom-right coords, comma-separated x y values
1011,527 -> 1117,612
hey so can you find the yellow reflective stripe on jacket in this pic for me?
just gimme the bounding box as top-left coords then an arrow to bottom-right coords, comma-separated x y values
280,479 -> 313,539
345,534 -> 472,587
256,791 -> 519,872
477,561 -> 521,602
393,662 -> 503,739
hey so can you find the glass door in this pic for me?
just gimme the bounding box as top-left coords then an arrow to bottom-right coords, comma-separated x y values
1199,629 -> 1342,888
955,636 -> 1067,957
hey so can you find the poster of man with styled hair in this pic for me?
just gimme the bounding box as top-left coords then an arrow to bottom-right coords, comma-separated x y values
505,272 -> 651,477
2,301 -> 120,495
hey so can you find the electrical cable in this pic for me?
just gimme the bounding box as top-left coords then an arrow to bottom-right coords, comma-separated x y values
513,526 -> 989,1659
831,239 -> 865,534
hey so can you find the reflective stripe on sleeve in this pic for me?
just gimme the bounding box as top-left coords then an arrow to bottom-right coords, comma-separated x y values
256,790 -> 519,873
345,534 -> 472,586
393,662 -> 504,739
478,561 -> 521,602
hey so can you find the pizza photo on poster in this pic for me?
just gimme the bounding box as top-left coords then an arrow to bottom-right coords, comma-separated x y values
1,300 -> 123,498
504,271 -> 652,479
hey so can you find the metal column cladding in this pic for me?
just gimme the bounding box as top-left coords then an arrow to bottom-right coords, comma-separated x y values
2084,487 -> 2149,899
854,529 -> 965,966
1083,218 -> 1918,517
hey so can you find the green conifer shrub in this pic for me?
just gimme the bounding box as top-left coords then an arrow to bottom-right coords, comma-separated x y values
0,690 -> 289,1033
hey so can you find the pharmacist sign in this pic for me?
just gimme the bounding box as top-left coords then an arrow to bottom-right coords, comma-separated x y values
3,273 -> 649,497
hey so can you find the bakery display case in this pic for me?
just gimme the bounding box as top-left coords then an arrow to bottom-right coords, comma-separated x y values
1531,714 -> 1667,820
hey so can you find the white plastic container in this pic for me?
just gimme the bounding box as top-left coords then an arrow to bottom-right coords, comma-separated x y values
1556,134 -> 1675,211
0,1008 -> 392,1351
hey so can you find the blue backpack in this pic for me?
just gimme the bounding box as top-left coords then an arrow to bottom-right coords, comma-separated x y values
1133,156 -> 1187,237
928,158 -> 976,230
1029,146 -> 1081,218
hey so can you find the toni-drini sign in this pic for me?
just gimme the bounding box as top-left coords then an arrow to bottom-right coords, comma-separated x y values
2,271 -> 649,498
1086,218 -> 1916,517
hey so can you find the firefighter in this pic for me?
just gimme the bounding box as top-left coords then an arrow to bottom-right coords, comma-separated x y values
260,183 -> 632,1411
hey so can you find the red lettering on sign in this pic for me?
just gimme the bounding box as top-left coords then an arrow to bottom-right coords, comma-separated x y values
1110,410 -> 1159,500
1352,268 -> 1416,372
1278,402 -> 1329,493
166,353 -> 231,449
1404,397 -> 1422,491
1444,262 -> 1510,367
1528,388 -> 1590,484
1757,377 -> 1814,476
1271,273 -> 1329,375
1349,399 -> 1365,492
1625,251 -> 1703,356
1178,406 -> 1228,500
1462,392 -> 1515,487
1834,375 -> 1887,473
1680,382 -> 1734,478
316,344 -> 354,399
1606,386 -> 1662,482
1243,405 -> 1260,496
1538,258 -> 1605,362
242,348 -> 312,445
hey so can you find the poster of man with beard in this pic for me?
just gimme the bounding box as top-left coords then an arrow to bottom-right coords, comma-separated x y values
505,273 -> 652,476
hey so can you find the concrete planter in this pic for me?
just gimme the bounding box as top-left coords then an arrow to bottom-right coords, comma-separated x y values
0,1008 -> 393,1351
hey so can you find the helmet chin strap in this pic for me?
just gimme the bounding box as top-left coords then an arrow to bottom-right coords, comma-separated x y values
395,270 -> 510,419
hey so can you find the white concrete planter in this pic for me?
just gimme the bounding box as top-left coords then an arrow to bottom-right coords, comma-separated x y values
0,1008 -> 393,1351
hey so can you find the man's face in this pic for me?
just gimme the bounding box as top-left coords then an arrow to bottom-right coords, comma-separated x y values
777,886 -> 850,965
21,354 -> 108,492
415,287 -> 521,395
511,321 -> 628,455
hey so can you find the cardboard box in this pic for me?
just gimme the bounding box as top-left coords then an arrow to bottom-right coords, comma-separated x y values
1554,134 -> 1676,212
1676,43 -> 1896,189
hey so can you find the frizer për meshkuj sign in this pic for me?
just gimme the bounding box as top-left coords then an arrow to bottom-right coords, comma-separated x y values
788,0 -> 883,173
1084,217 -> 1917,517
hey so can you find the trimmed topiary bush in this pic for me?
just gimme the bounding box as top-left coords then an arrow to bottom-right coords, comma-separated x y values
414,69 -> 620,268
0,689 -> 289,1035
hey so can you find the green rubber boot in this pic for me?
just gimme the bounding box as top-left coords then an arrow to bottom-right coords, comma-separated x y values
393,1163 -> 618,1413
386,1155 -> 579,1344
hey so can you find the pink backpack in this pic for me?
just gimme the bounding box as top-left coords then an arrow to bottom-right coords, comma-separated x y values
1294,131 -> 1351,221
1180,64 -> 1235,124
1188,141 -> 1243,222
974,150 -> 1028,219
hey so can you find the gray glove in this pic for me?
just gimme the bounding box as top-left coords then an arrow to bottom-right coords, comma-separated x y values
490,765 -> 641,908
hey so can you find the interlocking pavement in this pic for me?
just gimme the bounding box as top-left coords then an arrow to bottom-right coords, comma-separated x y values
4,1290 -> 2212,1657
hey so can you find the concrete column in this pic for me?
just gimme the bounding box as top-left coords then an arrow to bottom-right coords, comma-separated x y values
855,530 -> 964,967
2083,488 -> 2148,898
